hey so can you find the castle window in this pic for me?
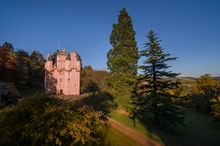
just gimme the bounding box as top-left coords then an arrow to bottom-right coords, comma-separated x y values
68,78 -> 70,81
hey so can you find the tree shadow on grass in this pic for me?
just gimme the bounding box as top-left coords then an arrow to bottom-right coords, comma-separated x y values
76,81 -> 117,115
135,113 -> 182,146
135,110 -> 220,146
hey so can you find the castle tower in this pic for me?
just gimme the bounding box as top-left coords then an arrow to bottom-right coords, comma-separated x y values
44,49 -> 81,96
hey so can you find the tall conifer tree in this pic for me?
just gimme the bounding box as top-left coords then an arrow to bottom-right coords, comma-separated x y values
107,8 -> 138,110
133,30 -> 184,126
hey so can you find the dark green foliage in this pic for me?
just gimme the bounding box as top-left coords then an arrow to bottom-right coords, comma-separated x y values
0,95 -> 106,146
80,66 -> 108,93
29,50 -> 45,88
2,42 -> 14,52
211,103 -> 220,120
16,49 -> 31,87
107,8 -> 138,110
133,30 -> 184,126
80,66 -> 115,115
77,91 -> 116,116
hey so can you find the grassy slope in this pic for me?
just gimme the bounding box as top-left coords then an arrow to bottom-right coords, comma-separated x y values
110,110 -> 220,146
105,128 -> 140,146
110,111 -> 164,144
174,111 -> 220,146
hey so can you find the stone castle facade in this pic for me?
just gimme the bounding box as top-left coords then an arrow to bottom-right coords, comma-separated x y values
44,49 -> 81,95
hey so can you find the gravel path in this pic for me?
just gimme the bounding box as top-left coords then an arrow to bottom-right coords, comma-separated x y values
108,118 -> 162,146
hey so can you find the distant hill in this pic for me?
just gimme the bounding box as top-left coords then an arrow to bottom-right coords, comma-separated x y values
177,76 -> 220,84
177,77 -> 196,85
179,77 -> 197,80
214,76 -> 220,81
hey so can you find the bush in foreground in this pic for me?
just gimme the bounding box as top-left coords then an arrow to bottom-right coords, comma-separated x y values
0,95 -> 106,146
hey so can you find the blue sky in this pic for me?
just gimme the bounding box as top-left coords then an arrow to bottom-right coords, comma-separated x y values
0,0 -> 219,77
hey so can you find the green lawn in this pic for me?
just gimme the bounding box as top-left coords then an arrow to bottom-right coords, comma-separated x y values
110,110 -> 220,146
104,128 -> 140,146
110,111 -> 163,144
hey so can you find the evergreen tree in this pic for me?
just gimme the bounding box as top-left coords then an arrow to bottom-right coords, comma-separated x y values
133,30 -> 184,126
107,8 -> 138,110
2,42 -> 14,52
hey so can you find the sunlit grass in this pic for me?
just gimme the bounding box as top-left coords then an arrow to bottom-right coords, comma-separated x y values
104,127 -> 140,146
110,109 -> 220,146
110,110 -> 163,144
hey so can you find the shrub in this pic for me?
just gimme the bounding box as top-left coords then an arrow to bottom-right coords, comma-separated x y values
0,95 -> 106,146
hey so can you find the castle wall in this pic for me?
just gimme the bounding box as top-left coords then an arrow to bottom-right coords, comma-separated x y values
44,51 -> 81,96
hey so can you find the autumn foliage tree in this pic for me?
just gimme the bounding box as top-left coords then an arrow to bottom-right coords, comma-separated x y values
196,74 -> 220,100
194,74 -> 220,116
0,42 -> 18,82
0,42 -> 45,89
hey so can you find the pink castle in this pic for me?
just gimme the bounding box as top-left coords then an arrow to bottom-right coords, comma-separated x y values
44,49 -> 81,95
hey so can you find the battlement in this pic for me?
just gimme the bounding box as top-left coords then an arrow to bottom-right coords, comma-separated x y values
45,50 -> 81,72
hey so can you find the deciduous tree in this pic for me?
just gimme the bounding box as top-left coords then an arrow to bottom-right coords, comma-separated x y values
195,74 -> 220,113
0,42 -> 18,82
